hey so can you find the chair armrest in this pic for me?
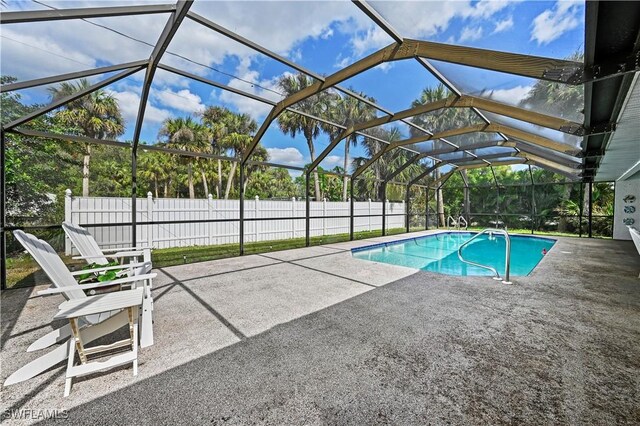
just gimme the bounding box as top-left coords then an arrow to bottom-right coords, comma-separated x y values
72,255 -> 110,260
100,246 -> 151,253
110,251 -> 145,258
70,262 -> 147,275
38,273 -> 157,295
73,252 -> 145,260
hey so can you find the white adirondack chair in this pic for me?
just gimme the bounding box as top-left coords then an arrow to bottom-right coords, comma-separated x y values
62,221 -> 152,265
628,226 -> 640,256
4,231 -> 155,387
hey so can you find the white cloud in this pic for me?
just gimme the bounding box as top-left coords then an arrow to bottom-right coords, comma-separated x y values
266,147 -> 305,167
190,0 -> 362,55
493,16 -> 514,34
373,62 -> 394,73
1,0 -> 360,85
320,27 -> 334,40
323,155 -> 344,168
531,1 -> 582,45
218,57 -> 286,120
0,28 -> 97,81
109,89 -> 171,126
289,48 -> 303,62
351,26 -> 394,56
351,1 -> 511,54
459,26 -> 484,43
152,88 -> 205,114
334,54 -> 351,69
466,1 -> 511,19
487,85 -> 533,105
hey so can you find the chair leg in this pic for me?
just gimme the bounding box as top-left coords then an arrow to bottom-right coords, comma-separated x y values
64,340 -> 75,397
131,306 -> 139,376
139,286 -> 154,348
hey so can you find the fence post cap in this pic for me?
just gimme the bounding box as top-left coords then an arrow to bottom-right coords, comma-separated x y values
323,198 -> 327,202
208,193 -> 213,200
147,191 -> 153,197
292,197 -> 296,201
65,188 -> 72,196
368,198 -> 371,202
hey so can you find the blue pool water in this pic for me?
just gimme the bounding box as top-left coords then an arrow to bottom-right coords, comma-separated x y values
352,232 -> 555,276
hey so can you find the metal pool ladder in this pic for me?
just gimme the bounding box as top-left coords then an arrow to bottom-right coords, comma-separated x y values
447,215 -> 468,230
457,228 -> 512,284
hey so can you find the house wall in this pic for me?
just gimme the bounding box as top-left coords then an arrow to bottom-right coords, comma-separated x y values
613,174 -> 640,240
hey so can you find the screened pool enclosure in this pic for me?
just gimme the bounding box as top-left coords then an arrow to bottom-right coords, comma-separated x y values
1,1 -> 638,289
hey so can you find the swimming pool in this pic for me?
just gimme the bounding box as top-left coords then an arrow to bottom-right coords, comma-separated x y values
352,232 -> 555,276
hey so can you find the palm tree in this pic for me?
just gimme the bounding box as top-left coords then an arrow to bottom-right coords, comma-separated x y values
410,84 -> 480,225
138,151 -> 166,198
328,91 -> 377,201
277,73 -> 335,201
49,79 -> 125,196
353,126 -> 405,200
222,112 -> 258,199
520,52 -> 584,121
201,106 -> 232,198
520,51 -> 585,212
158,116 -> 210,199
244,145 -> 268,193
139,150 -> 177,198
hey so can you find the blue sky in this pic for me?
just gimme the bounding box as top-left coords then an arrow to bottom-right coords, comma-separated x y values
1,0 -> 585,172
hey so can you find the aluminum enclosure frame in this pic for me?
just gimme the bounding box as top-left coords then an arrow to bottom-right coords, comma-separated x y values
0,0 -> 635,289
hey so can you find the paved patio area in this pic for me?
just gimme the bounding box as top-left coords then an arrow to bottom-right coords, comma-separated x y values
1,231 -> 639,424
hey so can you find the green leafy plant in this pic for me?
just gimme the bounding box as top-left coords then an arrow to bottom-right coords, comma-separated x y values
77,260 -> 122,283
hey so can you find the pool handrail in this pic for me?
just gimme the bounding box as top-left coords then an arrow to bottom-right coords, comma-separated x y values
457,228 -> 512,284
458,216 -> 468,230
447,215 -> 457,230
447,215 -> 468,230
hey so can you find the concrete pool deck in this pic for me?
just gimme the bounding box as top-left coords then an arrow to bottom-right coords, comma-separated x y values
1,230 -> 639,424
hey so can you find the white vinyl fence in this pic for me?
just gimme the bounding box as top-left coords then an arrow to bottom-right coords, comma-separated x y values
64,190 -> 405,254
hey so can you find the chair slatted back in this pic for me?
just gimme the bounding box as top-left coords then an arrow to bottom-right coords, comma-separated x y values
62,222 -> 110,265
13,230 -> 86,300
629,226 -> 640,255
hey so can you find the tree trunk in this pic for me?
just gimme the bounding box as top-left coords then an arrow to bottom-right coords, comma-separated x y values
558,183 -> 574,232
461,170 -> 470,220
342,140 -> 350,201
438,185 -> 445,227
582,182 -> 590,217
82,144 -> 91,197
217,159 -> 223,199
164,179 -> 168,198
201,170 -> 209,197
374,149 -> 381,201
436,170 -> 445,226
188,162 -> 195,199
154,177 -> 159,199
224,161 -> 237,199
307,137 -> 321,200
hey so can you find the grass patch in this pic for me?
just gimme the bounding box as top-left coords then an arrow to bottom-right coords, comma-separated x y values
5,253 -> 85,290
464,226 -> 611,239
5,228 -> 404,288
152,228 -> 408,267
